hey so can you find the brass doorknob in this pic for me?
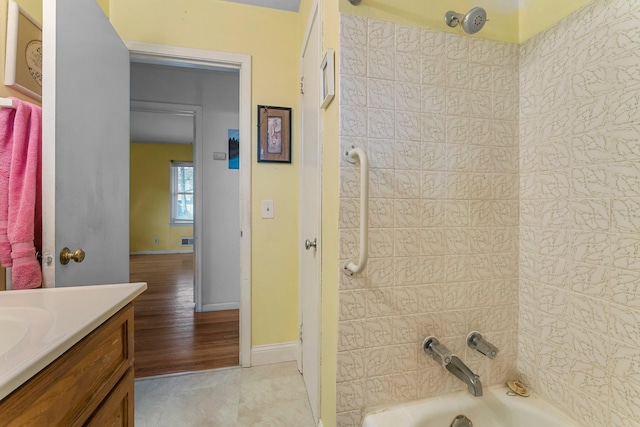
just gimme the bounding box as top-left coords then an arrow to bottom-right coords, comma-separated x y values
60,247 -> 85,265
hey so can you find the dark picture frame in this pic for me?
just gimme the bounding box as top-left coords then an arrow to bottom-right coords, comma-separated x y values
257,105 -> 292,163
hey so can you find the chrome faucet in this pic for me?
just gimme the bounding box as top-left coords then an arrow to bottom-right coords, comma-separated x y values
466,331 -> 499,360
423,336 -> 483,397
445,356 -> 483,396
450,414 -> 473,427
422,336 -> 451,366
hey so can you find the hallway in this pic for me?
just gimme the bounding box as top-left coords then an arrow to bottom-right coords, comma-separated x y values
130,254 -> 239,377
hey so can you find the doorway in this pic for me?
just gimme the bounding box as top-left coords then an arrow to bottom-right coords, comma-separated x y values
126,43 -> 252,375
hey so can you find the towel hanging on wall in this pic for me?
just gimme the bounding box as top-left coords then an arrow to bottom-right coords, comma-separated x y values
0,97 -> 42,289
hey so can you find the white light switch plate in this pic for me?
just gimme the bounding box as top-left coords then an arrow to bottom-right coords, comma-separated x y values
262,200 -> 274,219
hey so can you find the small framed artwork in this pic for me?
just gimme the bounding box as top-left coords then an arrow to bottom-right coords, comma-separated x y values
4,0 -> 42,101
228,129 -> 239,169
320,48 -> 335,109
257,105 -> 292,163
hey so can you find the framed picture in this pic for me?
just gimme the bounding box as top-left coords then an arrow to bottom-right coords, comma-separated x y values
4,0 -> 42,101
257,105 -> 292,163
228,129 -> 239,169
320,48 -> 335,109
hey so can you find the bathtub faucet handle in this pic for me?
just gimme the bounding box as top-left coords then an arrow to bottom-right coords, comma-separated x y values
466,331 -> 499,360
422,336 -> 451,366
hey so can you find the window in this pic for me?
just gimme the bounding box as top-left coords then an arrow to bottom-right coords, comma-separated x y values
170,161 -> 194,224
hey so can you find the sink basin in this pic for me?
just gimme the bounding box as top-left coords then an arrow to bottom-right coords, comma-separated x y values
0,317 -> 28,357
0,307 -> 53,358
0,282 -> 147,401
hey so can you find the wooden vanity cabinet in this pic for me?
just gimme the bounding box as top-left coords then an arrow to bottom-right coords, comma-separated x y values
0,303 -> 135,426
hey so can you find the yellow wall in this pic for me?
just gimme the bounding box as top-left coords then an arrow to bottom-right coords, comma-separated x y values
130,143 -> 193,253
519,0 -> 592,42
96,0 -> 109,17
110,0 -> 300,346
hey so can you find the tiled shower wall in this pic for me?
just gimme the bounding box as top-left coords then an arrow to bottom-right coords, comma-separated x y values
336,14 -> 520,425
518,1 -> 640,426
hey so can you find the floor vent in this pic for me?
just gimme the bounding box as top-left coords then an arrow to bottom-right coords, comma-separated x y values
181,237 -> 194,246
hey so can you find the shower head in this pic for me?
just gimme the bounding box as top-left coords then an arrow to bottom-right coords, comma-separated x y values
445,7 -> 487,34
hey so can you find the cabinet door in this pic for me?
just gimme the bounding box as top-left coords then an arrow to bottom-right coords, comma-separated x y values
85,369 -> 134,427
0,305 -> 133,426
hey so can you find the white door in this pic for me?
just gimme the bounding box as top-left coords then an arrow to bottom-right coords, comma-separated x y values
299,2 -> 321,422
41,0 -> 130,287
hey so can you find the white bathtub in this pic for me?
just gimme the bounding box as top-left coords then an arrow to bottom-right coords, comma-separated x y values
362,386 -> 578,427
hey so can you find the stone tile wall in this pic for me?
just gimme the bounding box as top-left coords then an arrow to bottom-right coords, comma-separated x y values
519,1 -> 640,425
336,14 -> 520,426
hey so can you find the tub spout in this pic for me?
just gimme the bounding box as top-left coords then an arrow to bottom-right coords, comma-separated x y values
445,356 -> 483,397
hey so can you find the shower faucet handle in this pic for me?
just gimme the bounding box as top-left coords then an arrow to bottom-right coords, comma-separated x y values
466,331 -> 499,360
422,336 -> 452,366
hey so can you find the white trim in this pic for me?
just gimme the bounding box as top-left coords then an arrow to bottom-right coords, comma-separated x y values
129,250 -> 193,255
202,302 -> 240,312
126,41 -> 252,368
319,49 -> 335,109
250,342 -> 297,366
41,0 -> 56,288
169,160 -> 195,225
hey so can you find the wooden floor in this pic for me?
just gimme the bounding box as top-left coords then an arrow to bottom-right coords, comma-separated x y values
130,254 -> 239,378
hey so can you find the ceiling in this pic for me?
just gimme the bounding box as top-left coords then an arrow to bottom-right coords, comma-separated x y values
221,0 -> 301,12
130,110 -> 194,145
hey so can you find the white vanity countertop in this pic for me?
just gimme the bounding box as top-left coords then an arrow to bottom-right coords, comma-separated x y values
0,282 -> 147,401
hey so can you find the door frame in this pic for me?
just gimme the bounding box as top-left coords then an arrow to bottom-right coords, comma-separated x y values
298,0 -> 323,419
129,100 -> 203,310
126,41 -> 252,367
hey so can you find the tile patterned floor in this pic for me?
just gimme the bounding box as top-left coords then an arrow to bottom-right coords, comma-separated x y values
135,362 -> 316,427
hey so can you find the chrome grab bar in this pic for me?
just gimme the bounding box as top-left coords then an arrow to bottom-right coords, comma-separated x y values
343,147 -> 369,276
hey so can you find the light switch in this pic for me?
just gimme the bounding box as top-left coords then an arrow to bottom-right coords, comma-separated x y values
262,200 -> 274,219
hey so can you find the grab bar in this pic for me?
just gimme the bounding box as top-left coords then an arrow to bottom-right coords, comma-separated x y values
343,147 -> 369,276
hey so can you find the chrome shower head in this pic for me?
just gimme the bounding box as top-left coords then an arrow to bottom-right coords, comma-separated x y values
445,7 -> 487,34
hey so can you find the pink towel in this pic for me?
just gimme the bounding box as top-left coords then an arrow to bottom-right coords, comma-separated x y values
4,98 -> 42,289
0,106 -> 15,267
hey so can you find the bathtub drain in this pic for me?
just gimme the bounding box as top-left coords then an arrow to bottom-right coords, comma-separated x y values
450,414 -> 473,427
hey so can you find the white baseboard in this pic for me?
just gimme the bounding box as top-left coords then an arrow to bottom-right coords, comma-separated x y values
200,302 -> 240,312
251,341 -> 297,366
130,250 -> 193,255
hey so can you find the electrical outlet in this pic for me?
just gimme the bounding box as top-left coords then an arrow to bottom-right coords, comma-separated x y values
154,236 -> 159,244
261,200 -> 274,219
